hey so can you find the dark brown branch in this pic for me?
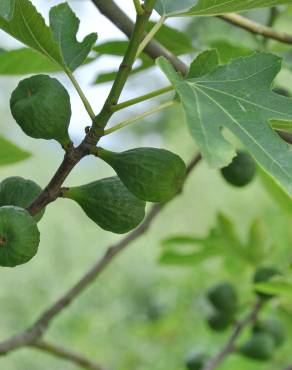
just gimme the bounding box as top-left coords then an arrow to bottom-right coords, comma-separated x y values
202,300 -> 263,370
218,13 -> 292,45
32,340 -> 106,370
0,154 -> 202,356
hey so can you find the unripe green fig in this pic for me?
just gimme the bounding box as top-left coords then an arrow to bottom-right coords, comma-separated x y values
253,266 -> 280,299
253,318 -> 285,347
0,206 -> 40,267
185,352 -> 208,370
98,147 -> 187,202
0,177 -> 44,221
62,177 -> 146,234
220,151 -> 256,187
239,333 -> 275,361
10,75 -> 71,147
207,310 -> 233,332
207,282 -> 238,315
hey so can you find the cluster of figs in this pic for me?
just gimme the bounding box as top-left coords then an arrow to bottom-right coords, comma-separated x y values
185,267 -> 285,370
0,74 -> 187,268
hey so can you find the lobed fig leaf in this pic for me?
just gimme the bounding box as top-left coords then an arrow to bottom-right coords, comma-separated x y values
0,206 -> 40,267
0,177 -> 44,221
63,176 -> 146,234
98,147 -> 187,203
253,318 -> 285,347
207,282 -> 238,315
207,310 -> 233,332
10,74 -> 71,147
239,333 -> 275,361
220,151 -> 256,187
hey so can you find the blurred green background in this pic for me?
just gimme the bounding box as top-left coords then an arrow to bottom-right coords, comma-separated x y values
1,1 -> 292,369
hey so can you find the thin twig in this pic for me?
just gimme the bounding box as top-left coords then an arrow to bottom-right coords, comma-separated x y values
32,340 -> 106,370
0,154 -> 202,356
219,13 -> 292,45
202,300 -> 263,370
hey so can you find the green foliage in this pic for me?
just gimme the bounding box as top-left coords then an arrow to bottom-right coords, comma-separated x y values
62,177 -> 146,234
254,266 -> 281,299
49,3 -> 97,72
207,282 -> 238,316
158,53 -> 292,196
10,74 -> 71,146
185,352 -> 208,370
98,147 -> 187,202
0,48 -> 62,75
253,318 -> 285,347
0,0 -> 96,72
0,206 -> 40,267
0,135 -> 31,166
155,0 -> 292,17
159,213 -> 271,267
220,151 -> 256,187
239,332 -> 275,361
0,177 -> 44,221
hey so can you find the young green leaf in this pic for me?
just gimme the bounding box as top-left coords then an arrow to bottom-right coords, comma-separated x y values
0,135 -> 31,166
0,177 -> 44,221
157,53 -> 292,197
187,49 -> 219,79
98,147 -> 187,203
10,75 -> 71,147
62,177 -> 146,234
49,3 -> 97,72
155,0 -> 292,17
0,206 -> 40,267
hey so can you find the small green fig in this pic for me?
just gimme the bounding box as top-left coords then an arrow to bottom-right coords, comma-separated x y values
207,282 -> 238,315
185,352 -> 208,370
221,151 -> 256,187
0,206 -> 40,267
62,176 -> 146,234
207,310 -> 234,332
98,147 -> 187,202
253,318 -> 285,347
239,333 -> 275,361
253,266 -> 280,299
10,75 -> 71,147
0,177 -> 44,221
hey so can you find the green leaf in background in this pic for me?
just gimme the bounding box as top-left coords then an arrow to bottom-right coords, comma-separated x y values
0,48 -> 62,75
254,280 -> 292,297
258,167 -> 292,213
93,22 -> 193,84
158,53 -> 292,197
187,49 -> 219,78
159,213 -> 271,267
209,40 -> 253,64
0,0 -> 64,68
0,135 -> 31,166
155,0 -> 292,17
49,3 -> 97,72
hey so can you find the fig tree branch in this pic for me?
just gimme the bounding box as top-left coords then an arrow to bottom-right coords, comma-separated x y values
27,1 -> 156,217
218,13 -> 292,45
32,340 -> 106,370
0,154 -> 202,357
202,300 -> 263,370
